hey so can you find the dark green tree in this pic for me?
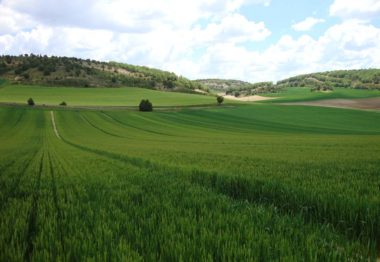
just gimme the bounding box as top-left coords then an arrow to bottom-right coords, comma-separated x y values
139,99 -> 153,112
217,96 -> 224,105
27,98 -> 35,106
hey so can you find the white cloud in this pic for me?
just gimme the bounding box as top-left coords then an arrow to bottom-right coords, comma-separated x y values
330,0 -> 380,19
180,20 -> 380,82
196,14 -> 271,44
0,0 -> 380,83
1,0 -> 270,32
0,0 -> 272,71
0,6 -> 36,34
292,17 -> 325,32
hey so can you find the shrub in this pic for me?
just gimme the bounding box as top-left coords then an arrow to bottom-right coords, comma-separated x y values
23,73 -> 30,79
139,99 -> 153,112
0,62 -> 8,74
27,98 -> 35,106
217,96 -> 224,105
59,101 -> 67,106
14,68 -> 23,75
43,69 -> 51,76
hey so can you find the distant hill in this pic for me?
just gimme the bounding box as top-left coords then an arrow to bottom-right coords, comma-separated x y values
0,54 -> 205,93
197,69 -> 380,97
277,69 -> 380,91
194,79 -> 253,91
195,79 -> 278,96
1,55 -> 379,96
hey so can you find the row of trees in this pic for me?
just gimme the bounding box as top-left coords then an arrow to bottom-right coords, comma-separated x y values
27,98 -> 67,106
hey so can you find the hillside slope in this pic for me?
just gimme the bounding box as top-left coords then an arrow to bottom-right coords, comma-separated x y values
194,79 -> 253,91
0,54 -> 204,92
277,69 -> 380,90
197,69 -> 380,97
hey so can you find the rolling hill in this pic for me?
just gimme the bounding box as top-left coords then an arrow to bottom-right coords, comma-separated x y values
0,54 -> 205,92
2,54 -> 380,98
277,69 -> 380,90
196,69 -> 380,97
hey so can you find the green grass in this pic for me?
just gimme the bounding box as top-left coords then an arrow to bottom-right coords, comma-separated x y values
0,84 -> 218,107
1,101 -> 380,260
262,87 -> 380,103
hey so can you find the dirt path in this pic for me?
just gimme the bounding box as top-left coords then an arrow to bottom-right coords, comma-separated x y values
282,97 -> 380,111
50,111 -> 61,140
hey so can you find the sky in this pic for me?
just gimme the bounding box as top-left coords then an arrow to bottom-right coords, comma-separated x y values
0,0 -> 380,82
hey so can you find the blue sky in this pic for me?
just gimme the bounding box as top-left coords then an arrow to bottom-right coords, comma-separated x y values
242,0 -> 335,44
0,0 -> 380,82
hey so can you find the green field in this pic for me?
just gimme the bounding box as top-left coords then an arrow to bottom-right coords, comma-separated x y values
0,84 -> 217,107
1,94 -> 380,260
262,87 -> 380,103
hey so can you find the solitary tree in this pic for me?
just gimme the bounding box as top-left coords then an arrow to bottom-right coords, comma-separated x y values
217,96 -> 224,105
27,98 -> 35,106
139,99 -> 153,112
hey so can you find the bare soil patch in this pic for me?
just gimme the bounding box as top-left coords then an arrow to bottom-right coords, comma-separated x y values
223,95 -> 278,102
194,89 -> 208,94
283,97 -> 380,111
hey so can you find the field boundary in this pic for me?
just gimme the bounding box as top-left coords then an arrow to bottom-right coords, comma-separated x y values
0,102 -> 237,112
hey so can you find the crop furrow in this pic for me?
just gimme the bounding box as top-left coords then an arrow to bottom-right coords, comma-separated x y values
59,132 -> 380,253
189,169 -> 380,252
80,113 -> 124,138
0,158 -> 19,175
0,150 -> 39,211
60,136 -> 158,171
102,112 -> 172,136
47,152 -> 65,253
23,152 -> 44,262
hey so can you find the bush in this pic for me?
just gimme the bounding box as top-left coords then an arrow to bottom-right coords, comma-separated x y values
27,98 -> 35,106
139,99 -> 153,112
217,96 -> 224,105
22,73 -> 30,79
59,101 -> 67,106
43,69 -> 51,76
0,62 -> 8,74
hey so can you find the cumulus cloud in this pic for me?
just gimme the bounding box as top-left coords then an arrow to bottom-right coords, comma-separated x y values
0,5 -> 36,34
0,0 -> 380,82
1,0 -> 270,32
196,14 -> 271,44
292,17 -> 325,32
182,20 -> 380,82
0,0 -> 272,70
329,0 -> 380,19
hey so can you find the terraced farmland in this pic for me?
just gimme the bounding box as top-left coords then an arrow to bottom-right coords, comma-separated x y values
1,104 -> 380,261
